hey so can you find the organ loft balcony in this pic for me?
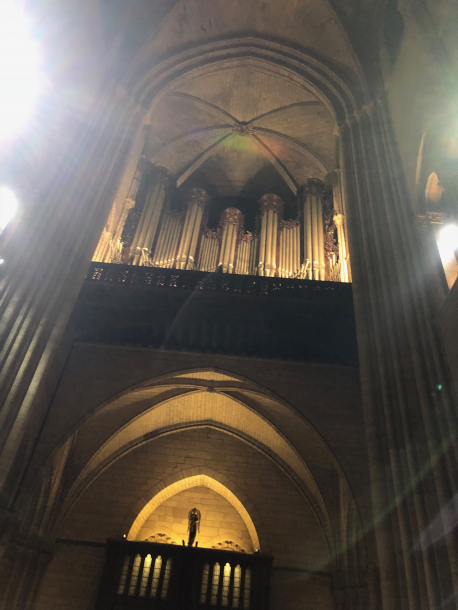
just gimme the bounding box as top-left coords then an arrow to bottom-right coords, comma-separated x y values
71,262 -> 357,366
83,172 -> 357,366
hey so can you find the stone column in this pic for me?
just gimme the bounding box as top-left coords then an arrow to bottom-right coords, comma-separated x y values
0,79 -> 143,502
129,166 -> 174,266
303,179 -> 325,280
176,188 -> 209,270
257,194 -> 283,277
339,98 -> 458,610
218,208 -> 244,273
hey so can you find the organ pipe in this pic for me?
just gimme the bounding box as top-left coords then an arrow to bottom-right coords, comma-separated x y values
218,208 -> 244,273
235,232 -> 253,275
197,228 -> 218,272
120,177 -> 347,281
279,220 -> 301,277
152,211 -> 182,268
176,189 -> 209,270
257,194 -> 284,277
130,167 -> 174,265
303,179 -> 325,280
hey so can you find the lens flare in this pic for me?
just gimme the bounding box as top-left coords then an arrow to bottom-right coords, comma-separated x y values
0,186 -> 18,232
438,224 -> 458,263
0,1 -> 41,140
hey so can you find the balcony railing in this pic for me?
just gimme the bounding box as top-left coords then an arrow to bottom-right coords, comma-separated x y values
96,540 -> 272,610
86,262 -> 351,302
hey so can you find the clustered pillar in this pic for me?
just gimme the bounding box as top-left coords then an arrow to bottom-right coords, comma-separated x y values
130,166 -> 174,265
339,99 -> 458,610
218,208 -> 244,273
257,194 -> 284,277
176,188 -> 210,270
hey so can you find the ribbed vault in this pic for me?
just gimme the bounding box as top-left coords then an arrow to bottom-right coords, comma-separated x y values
145,59 -> 334,203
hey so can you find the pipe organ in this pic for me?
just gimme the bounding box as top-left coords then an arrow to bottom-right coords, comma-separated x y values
176,188 -> 210,270
152,211 -> 182,268
218,208 -> 244,273
197,228 -> 219,272
257,194 -> 284,277
235,233 -> 257,275
303,179 -> 325,280
279,219 -> 301,278
130,167 -> 174,266
100,171 -> 349,281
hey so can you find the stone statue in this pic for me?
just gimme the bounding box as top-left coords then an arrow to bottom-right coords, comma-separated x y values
187,508 -> 201,546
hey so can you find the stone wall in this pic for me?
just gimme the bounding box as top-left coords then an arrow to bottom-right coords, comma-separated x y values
30,342 -> 366,610
137,486 -> 253,551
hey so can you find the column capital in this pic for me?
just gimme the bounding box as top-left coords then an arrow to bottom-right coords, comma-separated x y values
257,193 -> 284,215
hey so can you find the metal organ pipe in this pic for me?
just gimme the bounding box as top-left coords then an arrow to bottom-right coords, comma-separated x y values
303,179 -> 325,281
257,194 -> 283,277
317,197 -> 325,280
218,208 -> 244,273
130,167 -> 174,265
176,189 -> 209,270
279,220 -> 301,277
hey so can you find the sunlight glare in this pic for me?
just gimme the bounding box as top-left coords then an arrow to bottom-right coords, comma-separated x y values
438,224 -> 458,263
0,186 -> 18,232
0,1 -> 41,140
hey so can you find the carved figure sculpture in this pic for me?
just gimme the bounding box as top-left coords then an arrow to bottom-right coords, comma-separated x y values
187,508 -> 201,546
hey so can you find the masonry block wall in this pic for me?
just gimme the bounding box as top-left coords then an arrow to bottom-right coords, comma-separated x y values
30,343 -> 367,610
137,486 -> 254,551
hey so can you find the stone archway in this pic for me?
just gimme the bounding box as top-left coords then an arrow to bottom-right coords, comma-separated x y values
126,472 -> 261,551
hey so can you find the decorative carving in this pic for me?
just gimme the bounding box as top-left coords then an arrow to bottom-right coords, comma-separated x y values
257,194 -> 284,215
120,205 -> 142,263
232,123 -> 254,136
304,178 -> 325,197
201,227 -> 219,242
333,213 -> 344,228
220,207 -> 244,227
143,533 -> 176,545
183,188 -> 210,210
280,219 -> 300,230
124,197 -> 136,211
240,231 -> 254,243
211,540 -> 246,553
323,200 -> 339,261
